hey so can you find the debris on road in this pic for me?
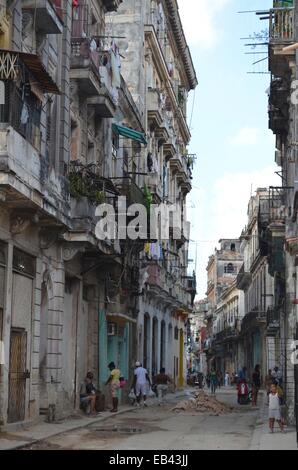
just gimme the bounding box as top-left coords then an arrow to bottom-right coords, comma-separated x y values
171,391 -> 234,415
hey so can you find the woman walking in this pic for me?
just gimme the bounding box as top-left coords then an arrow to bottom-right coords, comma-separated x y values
105,362 -> 121,412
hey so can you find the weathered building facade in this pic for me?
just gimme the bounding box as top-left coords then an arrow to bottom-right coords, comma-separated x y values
110,0 -> 198,387
265,0 -> 297,424
0,0 -> 198,428
203,239 -> 243,372
0,0 -> 143,428
236,189 -> 277,383
213,281 -> 244,377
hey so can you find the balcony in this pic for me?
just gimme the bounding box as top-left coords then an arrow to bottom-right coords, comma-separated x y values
169,155 -> 183,173
67,161 -> 119,204
267,307 -> 280,336
268,7 -> 295,76
22,0 -> 63,34
102,0 -> 123,12
268,185 -> 287,223
269,7 -> 294,44
147,172 -> 163,202
87,85 -> 116,118
70,38 -> 101,96
215,327 -> 238,343
241,307 -> 267,333
236,265 -> 251,290
147,88 -> 163,129
94,55 -> 120,115
114,176 -> 145,206
268,78 -> 290,134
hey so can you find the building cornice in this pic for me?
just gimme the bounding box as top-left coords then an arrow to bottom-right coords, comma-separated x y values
163,0 -> 198,91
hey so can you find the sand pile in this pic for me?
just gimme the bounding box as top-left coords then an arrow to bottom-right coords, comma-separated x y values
171,390 -> 233,415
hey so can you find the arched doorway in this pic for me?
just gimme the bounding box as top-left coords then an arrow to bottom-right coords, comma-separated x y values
178,329 -> 184,387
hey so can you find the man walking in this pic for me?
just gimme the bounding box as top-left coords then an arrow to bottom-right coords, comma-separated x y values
210,368 -> 218,395
132,362 -> 151,407
154,368 -> 173,405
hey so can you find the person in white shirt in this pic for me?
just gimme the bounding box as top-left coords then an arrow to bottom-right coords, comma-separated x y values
132,362 -> 151,407
268,384 -> 285,433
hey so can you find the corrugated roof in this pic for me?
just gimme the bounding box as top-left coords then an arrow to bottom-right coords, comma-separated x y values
0,49 -> 60,94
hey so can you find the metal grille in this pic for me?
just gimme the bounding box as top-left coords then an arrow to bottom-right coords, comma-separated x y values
13,248 -> 35,277
8,329 -> 27,423
0,81 -> 41,148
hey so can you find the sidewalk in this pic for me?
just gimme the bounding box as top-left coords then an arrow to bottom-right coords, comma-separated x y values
0,390 -> 186,450
249,392 -> 298,450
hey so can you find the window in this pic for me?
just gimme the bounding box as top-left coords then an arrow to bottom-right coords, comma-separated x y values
112,131 -> 119,178
231,243 -> 236,251
0,81 -> 41,149
87,139 -> 95,164
174,326 -> 179,340
71,119 -> 80,161
65,277 -> 72,294
13,248 -> 35,277
225,263 -> 235,274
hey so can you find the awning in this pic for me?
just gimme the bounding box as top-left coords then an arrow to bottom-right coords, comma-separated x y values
106,313 -> 137,324
112,123 -> 147,145
0,49 -> 60,94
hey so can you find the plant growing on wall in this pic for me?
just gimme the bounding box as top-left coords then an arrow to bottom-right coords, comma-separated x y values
143,184 -> 153,214
69,172 -> 106,205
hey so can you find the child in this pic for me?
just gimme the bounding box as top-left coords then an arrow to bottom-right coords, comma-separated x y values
268,384 -> 285,433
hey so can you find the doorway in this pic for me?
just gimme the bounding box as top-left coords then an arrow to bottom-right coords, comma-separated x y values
8,329 -> 27,423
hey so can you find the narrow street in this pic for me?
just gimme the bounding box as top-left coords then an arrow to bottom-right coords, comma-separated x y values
17,389 -> 264,451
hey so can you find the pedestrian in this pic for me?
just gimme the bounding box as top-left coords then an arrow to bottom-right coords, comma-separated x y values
238,366 -> 247,384
105,362 -> 121,413
225,372 -> 230,387
210,368 -> 218,395
217,371 -> 221,389
268,383 -> 285,433
252,364 -> 261,407
132,361 -> 151,407
206,372 -> 211,389
197,372 -> 204,389
154,368 -> 173,405
79,372 -> 97,416
265,369 -> 273,401
272,366 -> 283,387
231,372 -> 236,386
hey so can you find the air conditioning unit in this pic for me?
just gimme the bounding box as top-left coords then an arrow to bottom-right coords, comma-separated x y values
107,322 -> 117,336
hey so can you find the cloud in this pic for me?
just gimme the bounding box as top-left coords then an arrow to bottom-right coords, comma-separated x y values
209,166 -> 280,240
178,0 -> 232,48
229,127 -> 261,146
191,166 -> 280,298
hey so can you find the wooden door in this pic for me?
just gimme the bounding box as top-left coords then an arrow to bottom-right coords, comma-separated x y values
8,329 -> 27,423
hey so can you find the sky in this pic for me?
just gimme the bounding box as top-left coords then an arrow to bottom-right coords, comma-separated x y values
177,0 -> 280,298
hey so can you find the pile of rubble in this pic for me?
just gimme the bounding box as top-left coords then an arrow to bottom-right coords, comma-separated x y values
171,390 -> 233,415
